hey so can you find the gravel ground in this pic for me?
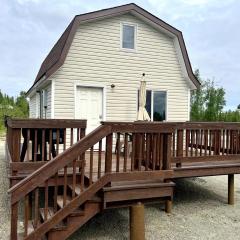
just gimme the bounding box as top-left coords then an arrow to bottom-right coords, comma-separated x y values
0,140 -> 240,240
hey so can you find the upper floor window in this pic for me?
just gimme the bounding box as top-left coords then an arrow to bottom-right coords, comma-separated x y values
122,23 -> 136,50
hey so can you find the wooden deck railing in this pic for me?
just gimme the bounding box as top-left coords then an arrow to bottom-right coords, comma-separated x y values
5,118 -> 87,185
7,121 -> 173,240
172,122 -> 240,166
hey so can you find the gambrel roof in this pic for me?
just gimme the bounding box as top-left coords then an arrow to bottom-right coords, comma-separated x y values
29,3 -> 200,93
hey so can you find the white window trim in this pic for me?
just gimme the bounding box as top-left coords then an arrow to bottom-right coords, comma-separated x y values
74,82 -> 106,122
120,22 -> 137,52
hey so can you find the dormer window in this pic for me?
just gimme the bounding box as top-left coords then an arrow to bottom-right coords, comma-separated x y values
121,23 -> 136,50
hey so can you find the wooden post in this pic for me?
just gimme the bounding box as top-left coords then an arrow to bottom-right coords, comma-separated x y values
10,203 -> 18,240
163,133 -> 172,170
105,133 -> 113,173
165,199 -> 172,213
228,174 -> 234,205
176,129 -> 183,168
130,202 -> 145,240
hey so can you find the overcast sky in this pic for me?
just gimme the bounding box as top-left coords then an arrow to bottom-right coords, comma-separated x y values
1,0 -> 239,109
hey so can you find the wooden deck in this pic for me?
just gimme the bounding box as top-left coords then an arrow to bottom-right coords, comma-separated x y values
5,119 -> 240,240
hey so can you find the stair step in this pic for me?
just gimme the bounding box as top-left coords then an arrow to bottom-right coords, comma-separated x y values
39,207 -> 54,220
39,207 -> 67,231
68,184 -> 102,203
88,195 -> 102,203
27,220 -> 35,234
57,195 -> 72,208
56,195 -> 85,217
68,184 -> 85,195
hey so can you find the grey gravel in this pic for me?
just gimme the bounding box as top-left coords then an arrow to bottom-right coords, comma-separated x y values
0,139 -> 240,240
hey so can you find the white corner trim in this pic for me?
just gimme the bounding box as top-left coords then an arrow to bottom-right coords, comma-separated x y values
51,80 -> 55,119
74,81 -> 107,121
187,89 -> 191,121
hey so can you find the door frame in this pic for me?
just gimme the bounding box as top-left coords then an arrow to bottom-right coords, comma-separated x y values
74,82 -> 107,122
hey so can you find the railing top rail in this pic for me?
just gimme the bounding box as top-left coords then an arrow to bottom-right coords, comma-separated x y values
173,121 -> 240,130
102,121 -> 240,131
6,118 -> 87,129
101,121 -> 175,133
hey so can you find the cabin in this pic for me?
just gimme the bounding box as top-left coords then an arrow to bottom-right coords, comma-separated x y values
6,3 -> 240,240
27,3 -> 200,134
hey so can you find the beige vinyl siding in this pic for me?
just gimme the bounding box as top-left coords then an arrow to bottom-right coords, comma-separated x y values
53,13 -> 191,121
29,94 -> 37,118
45,84 -> 52,118
29,84 -> 51,119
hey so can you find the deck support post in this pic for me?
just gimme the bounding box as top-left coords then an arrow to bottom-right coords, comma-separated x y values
228,174 -> 234,205
10,202 -> 18,240
130,202 -> 145,240
165,199 -> 172,213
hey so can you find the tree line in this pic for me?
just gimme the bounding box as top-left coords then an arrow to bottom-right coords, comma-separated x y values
191,70 -> 240,122
0,90 -> 29,133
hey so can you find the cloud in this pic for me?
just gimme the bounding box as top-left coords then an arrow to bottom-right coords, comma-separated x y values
0,0 -> 239,109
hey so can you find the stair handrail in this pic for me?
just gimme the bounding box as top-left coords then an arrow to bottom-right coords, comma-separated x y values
8,124 -> 112,204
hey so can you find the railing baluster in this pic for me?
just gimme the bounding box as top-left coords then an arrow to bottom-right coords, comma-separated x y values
146,133 -> 151,171
177,129 -> 183,167
81,156 -> 85,192
195,130 -> 199,156
72,159 -> 76,198
131,134 -> 135,171
90,146 -> 94,184
105,133 -> 113,173
34,129 -> 37,162
98,140 -> 102,179
222,129 -> 226,155
190,130 -> 194,156
124,133 -> 128,172
172,130 -> 176,158
49,129 -> 52,161
204,130 -> 208,156
26,129 -> 30,161
34,188 -> 39,228
200,129 -> 203,156
138,134 -> 143,171
70,128 -> 73,146
116,132 -> 120,172
24,195 -> 29,237
152,134 -> 157,170
186,129 -> 190,157
226,129 -> 230,154
42,129 -> 45,161
44,180 -> 48,220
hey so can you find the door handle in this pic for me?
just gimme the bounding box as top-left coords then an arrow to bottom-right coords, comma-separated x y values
99,114 -> 102,119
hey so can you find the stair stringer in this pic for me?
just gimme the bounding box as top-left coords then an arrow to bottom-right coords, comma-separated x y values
24,174 -> 110,240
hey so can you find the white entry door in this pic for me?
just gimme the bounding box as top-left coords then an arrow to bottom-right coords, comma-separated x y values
76,86 -> 103,134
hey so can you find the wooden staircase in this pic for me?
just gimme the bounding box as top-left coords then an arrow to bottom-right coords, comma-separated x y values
16,178 -> 174,240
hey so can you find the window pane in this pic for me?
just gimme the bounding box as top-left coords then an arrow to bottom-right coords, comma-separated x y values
137,90 -> 151,118
146,90 -> 151,117
153,91 -> 166,121
122,25 -> 135,49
